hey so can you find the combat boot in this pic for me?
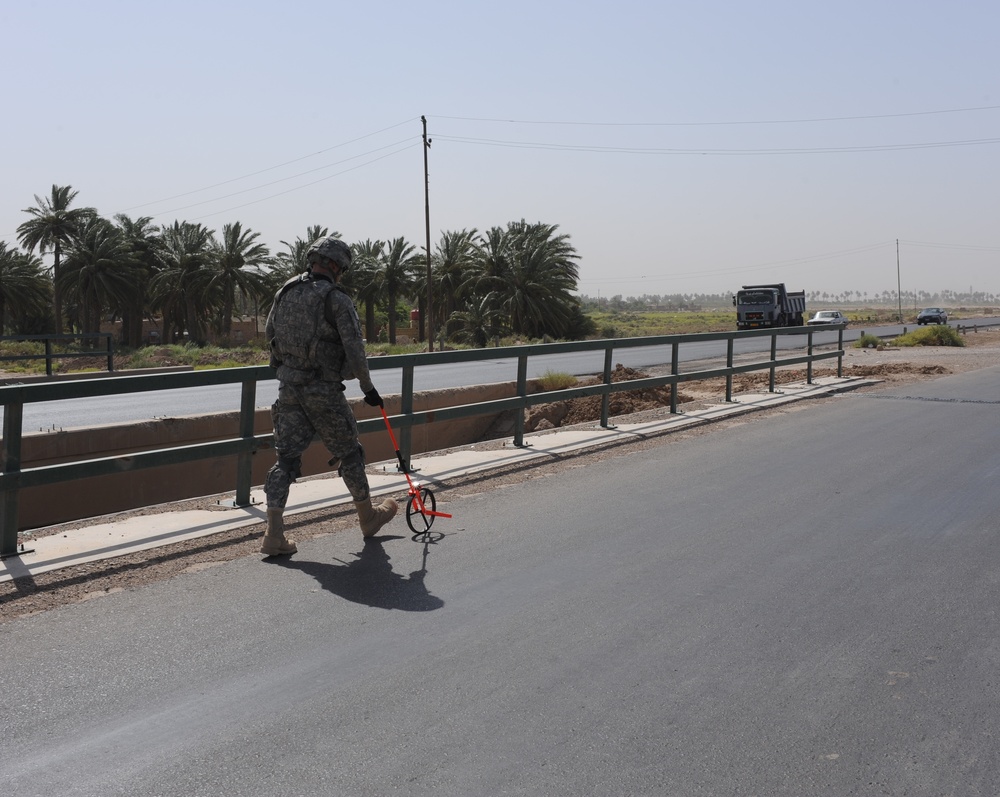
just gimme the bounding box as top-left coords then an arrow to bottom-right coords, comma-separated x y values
355,497 -> 399,538
260,508 -> 297,556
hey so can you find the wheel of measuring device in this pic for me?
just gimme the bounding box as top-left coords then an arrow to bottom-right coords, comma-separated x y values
406,487 -> 436,534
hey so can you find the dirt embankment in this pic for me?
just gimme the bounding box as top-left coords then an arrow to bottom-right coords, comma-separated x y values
520,333 -> 996,433
525,365 -> 691,431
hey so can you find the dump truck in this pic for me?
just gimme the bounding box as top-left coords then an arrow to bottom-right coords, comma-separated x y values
733,283 -> 806,330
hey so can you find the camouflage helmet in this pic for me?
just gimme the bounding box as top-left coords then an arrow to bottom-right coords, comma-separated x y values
306,236 -> 352,271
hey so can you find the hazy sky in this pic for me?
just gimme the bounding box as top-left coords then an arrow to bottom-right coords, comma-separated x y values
3,0 -> 998,300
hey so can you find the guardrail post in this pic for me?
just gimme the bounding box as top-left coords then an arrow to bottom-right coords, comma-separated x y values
769,332 -> 778,392
600,345 -> 613,428
1,400 -> 24,558
806,329 -> 814,384
670,341 -> 679,413
513,354 -> 528,446
725,338 -> 734,402
233,377 -> 257,506
837,327 -> 844,377
399,363 -> 415,470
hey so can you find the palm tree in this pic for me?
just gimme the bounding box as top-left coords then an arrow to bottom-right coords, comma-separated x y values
461,221 -> 580,341
0,243 -> 50,334
501,220 -> 580,338
60,217 -> 139,341
426,229 -> 479,341
274,224 -> 333,285
350,239 -> 385,341
16,185 -> 96,333
465,226 -> 512,343
378,237 -> 420,344
203,222 -> 272,340
114,214 -> 164,347
448,294 -> 507,348
151,221 -> 216,344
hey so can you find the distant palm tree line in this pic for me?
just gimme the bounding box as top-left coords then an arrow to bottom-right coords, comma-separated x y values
2,185 -> 593,347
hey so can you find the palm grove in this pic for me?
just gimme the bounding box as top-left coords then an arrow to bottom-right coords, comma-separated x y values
1,185 -> 594,348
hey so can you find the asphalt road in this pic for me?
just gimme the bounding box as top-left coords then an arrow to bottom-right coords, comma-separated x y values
2,366 -> 1000,795
11,326 -> 855,430
7,318 -> 999,431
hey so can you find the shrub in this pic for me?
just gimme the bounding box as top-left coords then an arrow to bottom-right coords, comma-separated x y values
537,370 -> 577,390
124,352 -> 157,369
893,326 -> 965,348
854,333 -> 883,349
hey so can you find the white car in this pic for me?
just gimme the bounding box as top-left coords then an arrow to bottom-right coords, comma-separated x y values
807,310 -> 848,326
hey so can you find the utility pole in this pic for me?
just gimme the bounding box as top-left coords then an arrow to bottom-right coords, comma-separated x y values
896,238 -> 902,323
422,115 -> 434,352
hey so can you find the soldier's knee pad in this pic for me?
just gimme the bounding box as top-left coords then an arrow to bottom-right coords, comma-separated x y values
277,454 -> 302,482
337,445 -> 365,475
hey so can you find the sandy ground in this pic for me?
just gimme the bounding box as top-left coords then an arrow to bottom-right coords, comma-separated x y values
3,330 -> 1000,622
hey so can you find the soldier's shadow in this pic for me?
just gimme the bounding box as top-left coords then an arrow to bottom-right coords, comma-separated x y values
272,535 -> 444,612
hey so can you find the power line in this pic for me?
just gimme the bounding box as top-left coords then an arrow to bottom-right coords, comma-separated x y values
900,239 -> 1000,252
431,105 -> 1000,127
2,123 -> 422,240
120,118 -> 419,212
431,134 -> 1000,156
147,137 -> 416,218
179,143 -> 420,223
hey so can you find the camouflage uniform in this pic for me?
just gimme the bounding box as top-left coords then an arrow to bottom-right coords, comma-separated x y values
264,271 -> 375,508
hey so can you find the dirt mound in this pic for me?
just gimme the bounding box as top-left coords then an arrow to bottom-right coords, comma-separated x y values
525,364 -> 694,431
849,363 -> 950,376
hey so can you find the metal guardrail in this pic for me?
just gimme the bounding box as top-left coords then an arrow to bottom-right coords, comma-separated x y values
0,333 -> 115,376
856,319 -> 1000,342
0,325 -> 845,556
957,321 -> 1000,333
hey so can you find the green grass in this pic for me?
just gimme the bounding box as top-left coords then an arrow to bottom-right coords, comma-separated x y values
0,340 -> 111,374
586,310 -> 734,338
537,370 -> 578,390
122,344 -> 271,369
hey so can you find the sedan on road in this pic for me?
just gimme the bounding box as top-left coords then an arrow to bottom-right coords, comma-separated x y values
807,310 -> 848,326
917,307 -> 949,325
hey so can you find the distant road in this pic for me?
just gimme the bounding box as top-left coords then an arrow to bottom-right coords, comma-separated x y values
7,318 -> 996,431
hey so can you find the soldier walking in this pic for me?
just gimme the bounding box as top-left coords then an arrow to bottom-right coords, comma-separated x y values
260,235 -> 397,556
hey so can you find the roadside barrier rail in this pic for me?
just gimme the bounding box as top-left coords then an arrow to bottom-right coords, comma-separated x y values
0,325 -> 844,556
0,333 -> 115,376
957,321 -> 1000,334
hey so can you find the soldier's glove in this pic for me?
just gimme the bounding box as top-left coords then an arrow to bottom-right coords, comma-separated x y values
363,387 -> 384,408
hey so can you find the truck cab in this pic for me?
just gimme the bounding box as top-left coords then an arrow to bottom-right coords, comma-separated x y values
734,284 -> 806,330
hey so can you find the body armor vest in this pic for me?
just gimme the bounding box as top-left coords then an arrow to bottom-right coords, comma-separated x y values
270,274 -> 349,385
